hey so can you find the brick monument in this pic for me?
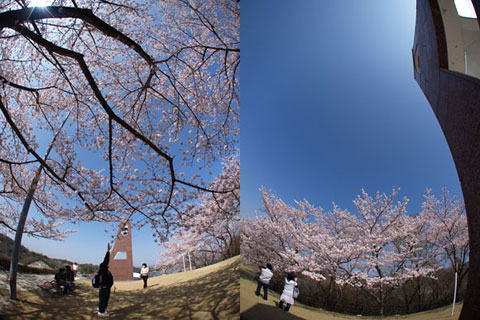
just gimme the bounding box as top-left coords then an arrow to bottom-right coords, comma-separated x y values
109,221 -> 133,281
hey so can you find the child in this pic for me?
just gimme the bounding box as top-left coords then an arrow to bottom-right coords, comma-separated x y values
255,263 -> 273,300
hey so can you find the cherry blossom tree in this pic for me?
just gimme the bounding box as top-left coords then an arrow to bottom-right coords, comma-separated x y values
0,162 -> 72,240
333,189 -> 436,316
242,188 -> 458,316
241,188 -> 332,280
1,0 -> 239,230
158,154 -> 239,270
2,109 -> 78,299
0,0 -> 239,299
418,189 -> 469,298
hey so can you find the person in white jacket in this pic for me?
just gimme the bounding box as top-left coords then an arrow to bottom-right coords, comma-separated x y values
278,272 -> 298,312
255,263 -> 274,300
72,262 -> 79,279
140,263 -> 149,288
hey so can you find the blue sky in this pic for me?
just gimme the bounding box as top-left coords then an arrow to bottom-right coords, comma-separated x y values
21,221 -> 159,266
241,0 -> 463,217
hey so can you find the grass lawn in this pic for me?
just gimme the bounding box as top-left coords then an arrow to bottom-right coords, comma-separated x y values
0,256 -> 240,319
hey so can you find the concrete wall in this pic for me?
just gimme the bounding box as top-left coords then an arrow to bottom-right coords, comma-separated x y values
437,0 -> 480,77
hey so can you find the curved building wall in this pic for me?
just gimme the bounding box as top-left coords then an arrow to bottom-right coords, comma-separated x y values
413,0 -> 480,317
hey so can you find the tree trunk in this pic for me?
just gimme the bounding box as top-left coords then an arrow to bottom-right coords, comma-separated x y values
326,276 -> 335,308
380,288 -> 385,317
8,109 -> 70,300
9,165 -> 43,300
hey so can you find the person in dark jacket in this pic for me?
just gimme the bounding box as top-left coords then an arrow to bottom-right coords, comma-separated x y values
97,243 -> 114,317
54,268 -> 74,294
65,265 -> 75,283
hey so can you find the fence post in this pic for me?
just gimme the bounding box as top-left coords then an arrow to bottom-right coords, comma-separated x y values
451,271 -> 458,318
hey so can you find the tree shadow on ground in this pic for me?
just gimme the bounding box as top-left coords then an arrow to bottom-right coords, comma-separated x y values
0,259 -> 240,320
241,302 -> 305,320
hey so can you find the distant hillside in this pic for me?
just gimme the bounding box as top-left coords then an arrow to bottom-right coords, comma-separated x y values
0,233 -> 98,274
0,233 -> 72,270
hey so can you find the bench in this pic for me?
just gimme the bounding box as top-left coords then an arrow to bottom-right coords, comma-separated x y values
38,280 -> 62,297
37,280 -> 75,297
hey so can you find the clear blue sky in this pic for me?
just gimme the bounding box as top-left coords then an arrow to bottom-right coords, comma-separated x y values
19,218 -> 160,267
241,0 -> 463,217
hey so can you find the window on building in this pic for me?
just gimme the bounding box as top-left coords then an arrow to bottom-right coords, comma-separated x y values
439,0 -> 480,78
114,251 -> 127,260
455,0 -> 477,18
121,225 -> 129,236
413,45 -> 421,73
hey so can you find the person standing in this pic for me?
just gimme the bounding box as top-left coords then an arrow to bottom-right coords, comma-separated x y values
140,263 -> 149,288
255,263 -> 273,300
278,272 -> 298,312
65,265 -> 74,283
98,243 -> 114,317
72,262 -> 79,279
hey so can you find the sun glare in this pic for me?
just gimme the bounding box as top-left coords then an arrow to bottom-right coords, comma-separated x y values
29,0 -> 51,7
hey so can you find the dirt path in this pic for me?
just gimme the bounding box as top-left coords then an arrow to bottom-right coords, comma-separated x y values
240,277 -> 462,320
0,257 -> 240,320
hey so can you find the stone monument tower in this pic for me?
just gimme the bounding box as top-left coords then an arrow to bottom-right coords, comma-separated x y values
109,220 -> 133,281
